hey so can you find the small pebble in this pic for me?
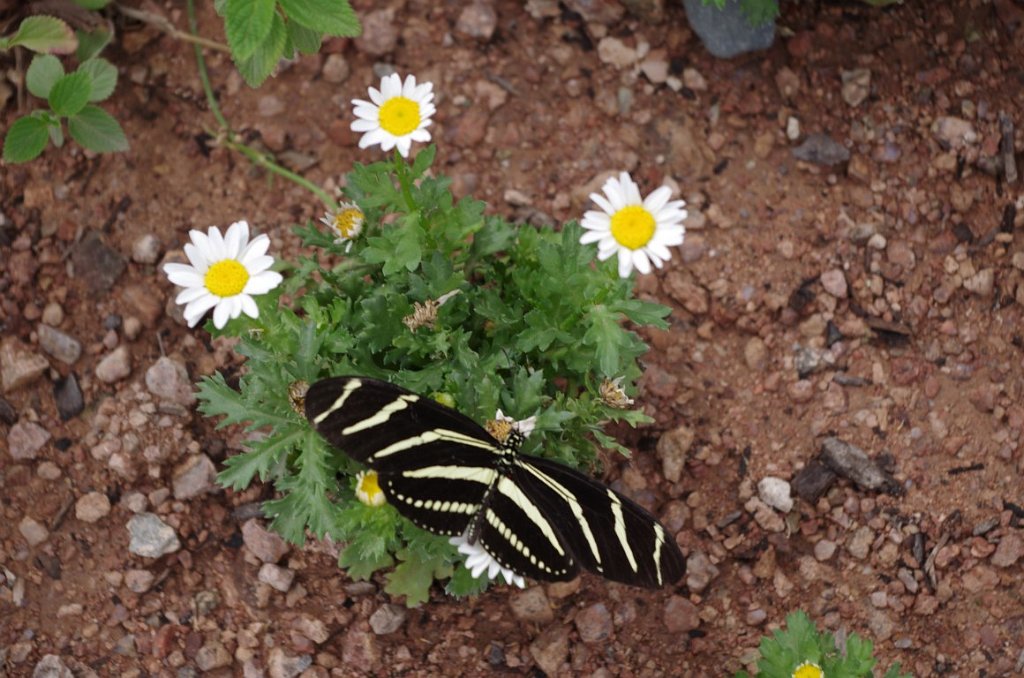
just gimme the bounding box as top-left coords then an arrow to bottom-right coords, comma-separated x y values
19,516 -> 49,546
76,491 -> 112,523
95,346 -> 132,383
258,563 -> 295,592
757,477 -> 793,513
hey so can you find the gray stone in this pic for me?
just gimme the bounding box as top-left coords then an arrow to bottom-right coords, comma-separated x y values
656,425 -> 695,484
267,647 -> 313,678
8,421 -> 50,460
321,54 -> 349,84
757,477 -> 793,513
54,373 -> 84,421
258,95 -> 285,117
172,454 -> 217,500
37,325 -> 82,365
663,595 -> 701,633
820,268 -> 848,298
575,603 -> 612,643
95,346 -> 131,383
195,642 -> 232,671
258,563 -> 295,592
131,234 -> 162,264
76,492 -> 112,523
991,533 -> 1023,568
125,569 -> 155,593
685,550 -> 720,593
528,624 -> 570,676
354,9 -> 397,56
127,513 -> 181,558
456,1 -> 498,41
683,0 -> 775,59
847,525 -> 874,560
563,0 -> 624,24
820,437 -> 899,493
792,133 -> 850,166
510,586 -> 554,624
31,654 -> 73,678
1,338 -> 49,393
242,519 -> 290,564
145,357 -> 195,406
19,516 -> 49,546
72,231 -> 125,292
792,460 -> 837,502
369,604 -> 407,635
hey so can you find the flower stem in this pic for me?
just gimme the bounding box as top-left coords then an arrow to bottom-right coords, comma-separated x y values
184,0 -> 338,212
393,150 -> 418,213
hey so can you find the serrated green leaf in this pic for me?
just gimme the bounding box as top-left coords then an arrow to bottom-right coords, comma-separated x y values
340,541 -> 394,579
384,549 -> 451,607
2,116 -> 50,163
48,71 -> 91,116
286,20 -> 322,55
25,54 -> 64,99
75,27 -> 112,62
445,565 -> 490,597
3,16 -> 77,54
278,0 -> 361,37
225,0 -> 277,62
68,105 -> 128,152
78,58 -> 117,102
234,11 -> 287,87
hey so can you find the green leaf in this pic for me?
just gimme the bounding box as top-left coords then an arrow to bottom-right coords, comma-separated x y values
78,58 -> 117,102
234,12 -> 287,87
2,116 -> 50,163
384,548 -> 451,606
48,71 -> 92,116
75,28 -> 112,62
25,54 -> 64,99
286,21 -> 322,55
2,16 -> 77,54
48,121 -> 64,148
340,541 -> 394,579
68,105 -> 128,153
224,0 -> 277,63
278,0 -> 361,36
445,565 -> 490,597
74,0 -> 112,8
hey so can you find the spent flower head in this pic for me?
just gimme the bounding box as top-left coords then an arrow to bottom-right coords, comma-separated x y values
449,532 -> 526,588
580,171 -> 687,278
320,202 -> 364,251
599,377 -> 635,409
351,73 -> 435,157
163,221 -> 282,329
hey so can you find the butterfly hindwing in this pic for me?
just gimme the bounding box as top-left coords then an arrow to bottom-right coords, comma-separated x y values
512,455 -> 685,588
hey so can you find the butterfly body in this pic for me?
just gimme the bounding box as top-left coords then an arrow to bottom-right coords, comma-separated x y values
305,376 -> 685,588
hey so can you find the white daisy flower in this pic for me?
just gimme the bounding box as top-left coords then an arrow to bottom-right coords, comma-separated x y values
320,202 -> 364,251
163,221 -> 283,330
580,171 -> 687,278
351,73 -> 436,158
449,532 -> 526,588
494,409 -> 537,437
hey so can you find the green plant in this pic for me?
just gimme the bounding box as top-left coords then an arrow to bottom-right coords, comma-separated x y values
193,146 -> 671,605
736,611 -> 911,678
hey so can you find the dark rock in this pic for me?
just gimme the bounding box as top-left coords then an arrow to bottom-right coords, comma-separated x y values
820,437 -> 900,494
0,396 -> 16,425
682,0 -> 775,59
792,459 -> 837,503
54,373 -> 84,420
72,231 -> 125,292
792,133 -> 851,167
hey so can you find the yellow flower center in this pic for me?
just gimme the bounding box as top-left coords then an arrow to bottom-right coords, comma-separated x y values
610,206 -> 656,250
792,662 -> 823,678
332,208 -> 363,239
204,260 -> 249,298
378,97 -> 421,136
356,470 -> 386,507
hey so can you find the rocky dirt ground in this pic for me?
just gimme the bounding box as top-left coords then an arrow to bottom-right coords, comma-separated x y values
3,0 -> 1024,676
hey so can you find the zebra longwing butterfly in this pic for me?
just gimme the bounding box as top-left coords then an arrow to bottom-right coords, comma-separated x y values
305,376 -> 686,588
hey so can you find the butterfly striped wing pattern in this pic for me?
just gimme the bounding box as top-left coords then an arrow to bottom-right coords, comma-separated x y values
305,376 -> 685,588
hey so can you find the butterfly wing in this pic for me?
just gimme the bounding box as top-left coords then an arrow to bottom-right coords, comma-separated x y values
305,376 -> 501,537
511,455 -> 685,588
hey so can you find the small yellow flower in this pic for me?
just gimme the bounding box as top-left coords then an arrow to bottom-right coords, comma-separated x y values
355,470 -> 386,507
792,661 -> 823,678
320,203 -> 364,251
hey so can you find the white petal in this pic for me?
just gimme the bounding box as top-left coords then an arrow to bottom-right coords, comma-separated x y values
621,172 -> 643,204
183,294 -> 219,326
381,73 -> 401,98
597,247 -> 616,261
379,134 -> 397,152
396,137 -> 412,157
176,286 -> 210,304
188,228 -> 210,252
207,226 -> 227,261
579,229 -> 606,245
183,243 -> 209,272
420,102 -> 436,118
212,300 -> 231,329
358,128 -> 388,149
243,254 -> 275,275
632,249 -> 652,275
240,234 -> 270,265
244,270 -> 283,295
225,220 -> 250,257
647,242 -> 673,262
643,186 -> 672,213
410,128 -> 431,142
401,74 -> 417,97
487,560 -> 501,580
240,294 -> 260,319
166,269 -> 205,288
605,177 -> 628,211
353,104 -> 380,119
581,211 -> 611,229
617,248 -> 633,277
164,261 -> 199,279
590,193 -> 615,216
368,87 -> 384,106
351,118 -> 379,132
